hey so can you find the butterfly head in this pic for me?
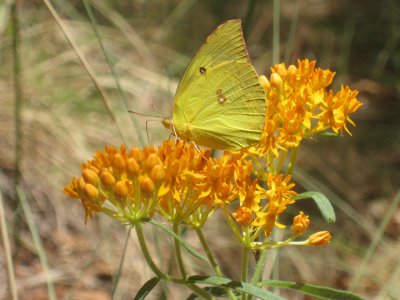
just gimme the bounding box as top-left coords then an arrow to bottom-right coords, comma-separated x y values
162,118 -> 173,129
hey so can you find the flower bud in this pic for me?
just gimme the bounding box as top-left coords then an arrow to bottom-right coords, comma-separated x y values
307,231 -> 331,246
270,73 -> 283,92
292,211 -> 310,235
150,165 -> 165,184
259,75 -> 271,91
82,168 -> 99,186
287,64 -> 297,79
233,207 -> 253,226
273,63 -> 287,77
114,180 -> 128,199
140,176 -> 155,195
100,171 -> 115,188
126,158 -> 140,177
145,153 -> 161,172
130,147 -> 143,162
112,154 -> 126,172
84,183 -> 99,200
78,176 -> 86,193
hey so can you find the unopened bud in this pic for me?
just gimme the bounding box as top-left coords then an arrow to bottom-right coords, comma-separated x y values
113,154 -> 126,172
307,231 -> 332,246
145,153 -> 161,171
259,75 -> 271,91
82,168 -> 99,186
100,171 -> 115,188
114,180 -> 128,199
150,165 -> 165,184
127,158 -> 140,177
84,183 -> 99,200
233,207 -> 253,226
287,64 -> 297,77
140,176 -> 155,195
270,73 -> 283,92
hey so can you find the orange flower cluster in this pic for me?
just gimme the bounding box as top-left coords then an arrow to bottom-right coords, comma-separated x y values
64,139 -> 299,239
256,59 -> 362,156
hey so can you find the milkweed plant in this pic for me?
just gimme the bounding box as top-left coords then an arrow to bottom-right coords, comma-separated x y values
64,59 -> 363,299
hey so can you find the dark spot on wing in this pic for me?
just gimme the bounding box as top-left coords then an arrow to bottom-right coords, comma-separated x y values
216,89 -> 227,104
199,67 -> 206,74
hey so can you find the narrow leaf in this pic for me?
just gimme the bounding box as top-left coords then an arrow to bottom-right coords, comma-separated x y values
186,287 -> 228,299
294,191 -> 336,223
134,277 -> 160,300
149,220 -> 207,261
188,275 -> 284,300
261,280 -> 363,300
319,131 -> 339,137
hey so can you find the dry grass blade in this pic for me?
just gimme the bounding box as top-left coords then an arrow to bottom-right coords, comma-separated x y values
17,186 -> 56,300
0,191 -> 18,300
42,0 -> 129,145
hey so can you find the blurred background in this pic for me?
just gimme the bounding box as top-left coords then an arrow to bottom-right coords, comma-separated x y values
0,0 -> 399,299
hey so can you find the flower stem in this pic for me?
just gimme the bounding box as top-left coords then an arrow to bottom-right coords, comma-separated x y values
173,223 -> 187,279
241,245 -> 250,300
251,248 -> 268,286
287,146 -> 299,175
135,221 -> 212,299
196,228 -> 237,300
195,228 -> 221,276
135,221 -> 169,280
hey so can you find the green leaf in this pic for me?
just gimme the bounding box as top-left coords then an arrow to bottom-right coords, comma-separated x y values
133,277 -> 160,300
188,275 -> 284,300
294,191 -> 336,223
261,280 -> 363,300
186,287 -> 229,299
148,220 -> 207,261
319,131 -> 339,137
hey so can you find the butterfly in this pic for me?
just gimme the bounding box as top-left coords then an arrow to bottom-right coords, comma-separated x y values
162,19 -> 266,150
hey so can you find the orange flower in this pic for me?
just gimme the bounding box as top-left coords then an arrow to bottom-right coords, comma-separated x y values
292,211 -> 310,235
255,59 -> 361,156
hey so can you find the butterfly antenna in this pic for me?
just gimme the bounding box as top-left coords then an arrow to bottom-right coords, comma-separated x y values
190,141 -> 214,164
145,119 -> 151,145
128,110 -> 163,119
151,103 -> 167,119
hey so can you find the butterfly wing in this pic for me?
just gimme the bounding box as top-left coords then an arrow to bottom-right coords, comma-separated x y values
171,19 -> 266,150
173,60 -> 266,150
174,19 -> 250,100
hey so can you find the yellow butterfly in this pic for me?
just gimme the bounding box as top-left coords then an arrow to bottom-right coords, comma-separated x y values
163,19 -> 266,150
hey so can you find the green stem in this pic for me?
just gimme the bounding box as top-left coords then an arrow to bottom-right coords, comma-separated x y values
195,228 -> 236,300
173,223 -> 187,279
250,248 -> 268,287
241,245 -> 250,300
287,146 -> 299,175
135,221 -> 169,280
275,149 -> 287,174
195,228 -> 221,275
135,222 -> 212,299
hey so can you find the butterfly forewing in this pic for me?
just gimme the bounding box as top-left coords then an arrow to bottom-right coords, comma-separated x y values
174,19 -> 249,100
171,19 -> 266,150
